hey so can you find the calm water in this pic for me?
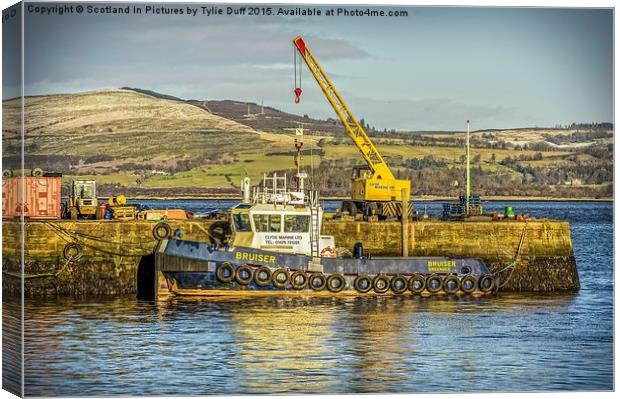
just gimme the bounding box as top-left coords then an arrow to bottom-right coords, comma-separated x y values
15,201 -> 613,395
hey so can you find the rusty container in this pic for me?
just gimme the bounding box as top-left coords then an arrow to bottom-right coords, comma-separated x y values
2,176 -> 62,219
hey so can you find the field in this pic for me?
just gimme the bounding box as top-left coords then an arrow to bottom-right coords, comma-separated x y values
2,89 -> 612,199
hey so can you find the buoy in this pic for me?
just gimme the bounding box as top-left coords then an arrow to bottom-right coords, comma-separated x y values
235,265 -> 254,285
408,274 -> 426,294
372,274 -> 390,294
272,269 -> 290,289
390,275 -> 408,294
253,266 -> 272,287
290,270 -> 308,290
443,275 -> 460,294
326,274 -> 346,293
353,274 -> 372,293
308,273 -> 326,291
426,274 -> 443,293
215,262 -> 235,283
460,275 -> 477,294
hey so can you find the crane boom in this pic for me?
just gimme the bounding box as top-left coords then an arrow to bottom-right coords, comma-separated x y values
292,36 -> 394,181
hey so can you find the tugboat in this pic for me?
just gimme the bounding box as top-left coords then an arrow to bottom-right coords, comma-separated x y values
154,131 -> 495,298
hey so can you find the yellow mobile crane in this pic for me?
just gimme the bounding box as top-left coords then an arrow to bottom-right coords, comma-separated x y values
292,36 -> 412,219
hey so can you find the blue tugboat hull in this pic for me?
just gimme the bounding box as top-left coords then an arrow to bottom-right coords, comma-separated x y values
155,238 -> 494,296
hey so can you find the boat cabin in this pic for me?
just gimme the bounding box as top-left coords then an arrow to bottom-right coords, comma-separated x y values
230,173 -> 336,257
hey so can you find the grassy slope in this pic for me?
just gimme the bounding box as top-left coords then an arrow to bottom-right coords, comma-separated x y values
2,89 -> 611,197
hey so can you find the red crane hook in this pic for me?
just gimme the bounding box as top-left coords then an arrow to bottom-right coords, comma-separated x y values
294,87 -> 303,103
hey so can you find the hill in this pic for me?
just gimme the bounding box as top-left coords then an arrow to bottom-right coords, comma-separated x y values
1,88 -> 613,199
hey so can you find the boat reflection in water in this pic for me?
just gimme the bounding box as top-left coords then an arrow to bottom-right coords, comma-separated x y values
16,291 -> 602,396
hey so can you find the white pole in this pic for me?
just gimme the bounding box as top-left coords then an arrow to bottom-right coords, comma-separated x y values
466,120 -> 471,215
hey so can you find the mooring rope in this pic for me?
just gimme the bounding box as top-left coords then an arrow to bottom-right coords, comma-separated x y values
3,256 -> 75,280
494,221 -> 528,291
46,222 -> 148,257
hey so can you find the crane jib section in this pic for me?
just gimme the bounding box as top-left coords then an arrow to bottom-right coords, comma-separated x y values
293,36 -> 393,179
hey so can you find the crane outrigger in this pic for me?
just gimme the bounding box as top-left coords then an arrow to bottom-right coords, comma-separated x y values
292,36 -> 412,219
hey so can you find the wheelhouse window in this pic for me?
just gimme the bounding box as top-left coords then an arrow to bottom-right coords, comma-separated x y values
284,215 -> 309,233
253,214 -> 282,232
233,213 -> 251,232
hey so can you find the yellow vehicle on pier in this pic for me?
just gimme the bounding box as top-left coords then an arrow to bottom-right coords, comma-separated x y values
292,36 -> 412,219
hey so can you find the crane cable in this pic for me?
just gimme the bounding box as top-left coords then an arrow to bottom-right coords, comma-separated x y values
294,45 -> 302,103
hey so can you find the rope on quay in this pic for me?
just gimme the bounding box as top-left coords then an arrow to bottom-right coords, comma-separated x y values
494,222 -> 528,291
46,222 -> 150,258
3,256 -> 75,280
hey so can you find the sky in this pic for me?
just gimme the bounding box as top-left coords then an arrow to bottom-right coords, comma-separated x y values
2,2 -> 614,131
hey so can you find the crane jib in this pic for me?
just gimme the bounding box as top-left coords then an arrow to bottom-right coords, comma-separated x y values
292,35 -> 411,203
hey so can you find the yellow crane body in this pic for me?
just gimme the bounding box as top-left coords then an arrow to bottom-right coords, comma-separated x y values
293,36 -> 411,215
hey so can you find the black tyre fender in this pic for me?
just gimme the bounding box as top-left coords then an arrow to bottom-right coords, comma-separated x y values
63,243 -> 83,261
479,275 -> 495,293
216,262 -> 235,283
153,222 -> 172,240
390,275 -> 408,294
408,273 -> 426,294
426,274 -> 443,293
31,167 -> 44,177
290,270 -> 308,290
343,201 -> 358,217
235,265 -> 254,285
443,275 -> 460,294
460,275 -> 477,294
271,268 -> 290,289
308,273 -> 327,291
326,273 -> 346,293
373,274 -> 391,294
253,266 -> 272,287
353,274 -> 373,293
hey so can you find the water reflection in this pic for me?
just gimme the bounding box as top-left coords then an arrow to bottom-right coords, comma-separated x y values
20,282 -> 604,395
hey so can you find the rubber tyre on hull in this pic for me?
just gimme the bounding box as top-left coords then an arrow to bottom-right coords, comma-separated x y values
272,269 -> 290,289
479,275 -> 495,293
235,265 -> 254,285
253,266 -> 272,287
353,275 -> 373,293
426,274 -> 443,293
326,274 -> 346,293
443,275 -> 460,294
215,262 -> 235,283
460,275 -> 477,294
390,275 -> 408,294
408,274 -> 426,294
308,273 -> 327,291
373,275 -> 391,294
290,271 -> 308,290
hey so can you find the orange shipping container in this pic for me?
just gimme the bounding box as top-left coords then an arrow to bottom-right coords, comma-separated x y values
2,177 -> 62,219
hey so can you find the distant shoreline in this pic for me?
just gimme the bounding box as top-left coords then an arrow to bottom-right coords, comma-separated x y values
108,196 -> 613,202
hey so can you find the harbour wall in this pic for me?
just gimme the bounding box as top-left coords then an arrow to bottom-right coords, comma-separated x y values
2,219 -> 578,296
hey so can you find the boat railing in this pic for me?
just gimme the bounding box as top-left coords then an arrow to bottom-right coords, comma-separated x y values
252,173 -> 321,208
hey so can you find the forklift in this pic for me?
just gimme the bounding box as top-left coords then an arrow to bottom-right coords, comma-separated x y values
67,180 -> 98,219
